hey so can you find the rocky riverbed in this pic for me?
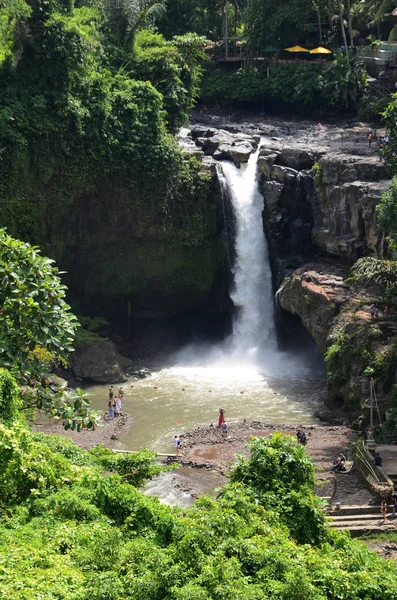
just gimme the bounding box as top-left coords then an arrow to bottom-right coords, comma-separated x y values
168,421 -> 373,507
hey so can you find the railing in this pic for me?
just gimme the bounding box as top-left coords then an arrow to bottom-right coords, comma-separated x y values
354,440 -> 394,499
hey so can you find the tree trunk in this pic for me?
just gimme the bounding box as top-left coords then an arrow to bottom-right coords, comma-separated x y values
317,6 -> 323,44
346,0 -> 354,49
337,0 -> 350,65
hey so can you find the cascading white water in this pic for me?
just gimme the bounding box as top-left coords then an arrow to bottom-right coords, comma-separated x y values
220,148 -> 276,354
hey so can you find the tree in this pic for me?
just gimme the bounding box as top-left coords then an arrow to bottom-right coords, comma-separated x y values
0,228 -> 99,429
104,0 -> 166,44
244,0 -> 316,51
337,0 -> 350,63
377,176 -> 397,247
350,257 -> 397,293
0,0 -> 31,66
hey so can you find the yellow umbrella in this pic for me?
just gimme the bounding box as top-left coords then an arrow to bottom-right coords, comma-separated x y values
284,45 -> 310,53
310,46 -> 332,54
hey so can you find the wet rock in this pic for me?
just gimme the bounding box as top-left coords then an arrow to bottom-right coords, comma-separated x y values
69,339 -> 131,383
47,374 -> 68,389
190,126 -> 217,139
131,367 -> 152,379
278,263 -> 350,354
214,141 -> 254,165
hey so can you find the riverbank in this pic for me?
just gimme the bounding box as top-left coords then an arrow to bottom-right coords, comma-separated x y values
173,421 -> 373,506
33,414 -> 373,507
32,412 -> 133,449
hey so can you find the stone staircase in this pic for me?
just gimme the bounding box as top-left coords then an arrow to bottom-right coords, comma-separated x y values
327,504 -> 397,537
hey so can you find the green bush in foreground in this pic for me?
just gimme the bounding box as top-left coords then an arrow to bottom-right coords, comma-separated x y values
1,421 -> 397,599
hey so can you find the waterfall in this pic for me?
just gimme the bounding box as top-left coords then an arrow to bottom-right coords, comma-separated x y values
219,149 -> 276,356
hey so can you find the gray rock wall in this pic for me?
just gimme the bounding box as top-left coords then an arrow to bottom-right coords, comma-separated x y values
259,144 -> 390,283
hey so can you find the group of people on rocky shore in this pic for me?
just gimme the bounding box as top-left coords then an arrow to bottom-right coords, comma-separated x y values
107,385 -> 124,419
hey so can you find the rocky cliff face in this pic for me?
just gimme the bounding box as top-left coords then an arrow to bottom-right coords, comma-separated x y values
257,126 -> 394,413
188,115 -> 394,414
258,138 -> 390,283
278,262 -> 397,413
42,161 -> 230,323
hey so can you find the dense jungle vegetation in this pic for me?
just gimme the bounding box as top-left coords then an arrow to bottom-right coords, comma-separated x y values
4,1 -> 397,597
2,398 -> 397,599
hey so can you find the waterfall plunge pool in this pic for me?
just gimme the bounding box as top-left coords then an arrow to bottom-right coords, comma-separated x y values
85,347 -> 325,454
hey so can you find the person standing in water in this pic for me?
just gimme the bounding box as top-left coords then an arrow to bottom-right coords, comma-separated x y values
115,395 -> 122,416
173,435 -> 181,456
218,408 -> 225,428
108,400 -> 115,420
109,386 -> 114,401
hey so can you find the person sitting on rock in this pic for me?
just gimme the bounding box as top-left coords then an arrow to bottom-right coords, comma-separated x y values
374,453 -> 382,467
331,455 -> 346,472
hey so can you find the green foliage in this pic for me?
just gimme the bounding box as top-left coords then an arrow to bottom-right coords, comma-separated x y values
90,445 -> 166,487
0,367 -> 22,424
312,162 -> 323,185
133,30 -> 206,132
244,0 -> 315,51
0,0 -> 31,66
0,0 -> 212,323
0,229 -> 100,429
201,59 -> 367,112
229,434 -> 326,545
104,0 -> 166,45
377,176 -> 397,248
2,424 -> 397,598
350,257 -> 397,296
158,0 -> 221,40
322,54 -> 368,112
0,422 -> 74,504
0,228 -> 78,378
230,433 -> 315,493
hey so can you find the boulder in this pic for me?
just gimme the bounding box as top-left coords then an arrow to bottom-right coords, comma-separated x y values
311,179 -> 389,259
278,262 -> 397,413
131,367 -> 152,379
277,147 -> 314,170
69,339 -> 132,383
278,264 -> 350,353
216,141 -> 254,165
190,126 -> 217,139
258,151 -> 279,179
271,164 -> 298,183
319,153 -> 388,186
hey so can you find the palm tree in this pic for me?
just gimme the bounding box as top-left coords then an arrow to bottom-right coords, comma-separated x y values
105,0 -> 166,44
350,257 -> 397,291
337,0 -> 350,64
